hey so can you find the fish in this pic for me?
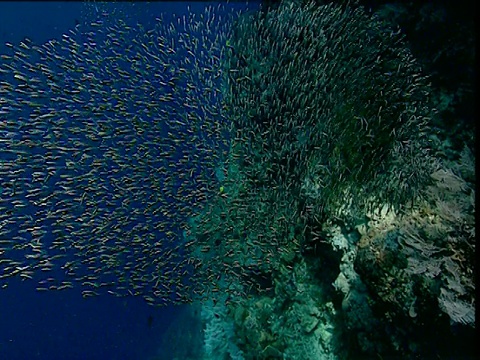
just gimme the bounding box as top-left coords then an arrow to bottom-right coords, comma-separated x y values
0,2 -> 244,306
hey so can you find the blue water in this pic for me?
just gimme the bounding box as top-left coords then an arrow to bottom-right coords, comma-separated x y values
0,2 -> 257,359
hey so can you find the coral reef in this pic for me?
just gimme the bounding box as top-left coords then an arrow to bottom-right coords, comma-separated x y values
0,0 -> 474,358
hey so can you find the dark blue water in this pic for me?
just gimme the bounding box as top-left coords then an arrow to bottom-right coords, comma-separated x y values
0,2 -> 257,359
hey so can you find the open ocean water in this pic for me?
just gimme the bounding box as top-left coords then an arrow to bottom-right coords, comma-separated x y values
0,2 -> 256,359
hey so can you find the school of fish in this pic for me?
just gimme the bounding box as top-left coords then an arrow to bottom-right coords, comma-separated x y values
0,3 -> 243,305
0,1 -> 434,307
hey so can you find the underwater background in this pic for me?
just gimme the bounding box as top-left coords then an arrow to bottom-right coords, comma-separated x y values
0,2 -> 256,360
0,1 -> 475,359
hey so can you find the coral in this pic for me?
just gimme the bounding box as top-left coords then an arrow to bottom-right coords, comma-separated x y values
348,156 -> 475,356
202,298 -> 245,360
